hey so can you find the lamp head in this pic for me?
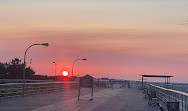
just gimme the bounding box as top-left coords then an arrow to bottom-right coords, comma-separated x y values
41,43 -> 49,46
83,59 -> 87,61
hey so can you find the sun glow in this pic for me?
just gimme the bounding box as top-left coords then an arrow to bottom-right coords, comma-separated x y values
62,71 -> 68,77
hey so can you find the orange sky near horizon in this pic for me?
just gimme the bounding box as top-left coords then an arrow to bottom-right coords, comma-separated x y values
0,0 -> 188,82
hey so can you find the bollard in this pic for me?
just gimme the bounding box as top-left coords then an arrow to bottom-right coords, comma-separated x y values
128,82 -> 130,88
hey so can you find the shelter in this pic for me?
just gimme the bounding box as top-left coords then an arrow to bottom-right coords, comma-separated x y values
141,75 -> 174,89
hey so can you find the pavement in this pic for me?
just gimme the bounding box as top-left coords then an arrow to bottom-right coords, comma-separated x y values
0,87 -> 160,111
92,88 -> 159,111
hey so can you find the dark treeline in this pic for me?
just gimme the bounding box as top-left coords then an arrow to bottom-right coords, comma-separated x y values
0,58 -> 35,79
0,58 -> 76,81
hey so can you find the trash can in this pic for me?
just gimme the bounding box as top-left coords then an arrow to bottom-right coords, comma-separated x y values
167,102 -> 179,111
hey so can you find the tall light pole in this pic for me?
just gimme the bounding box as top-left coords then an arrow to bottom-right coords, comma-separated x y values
23,43 -> 49,96
53,61 -> 56,80
72,59 -> 87,81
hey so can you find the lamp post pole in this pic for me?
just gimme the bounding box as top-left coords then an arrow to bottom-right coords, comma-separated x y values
53,62 -> 56,80
23,43 -> 49,96
72,59 -> 87,81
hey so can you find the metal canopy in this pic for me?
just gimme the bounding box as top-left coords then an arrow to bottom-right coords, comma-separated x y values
141,75 -> 174,89
141,75 -> 173,78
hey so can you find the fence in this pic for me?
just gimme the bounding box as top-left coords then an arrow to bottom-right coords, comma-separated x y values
150,84 -> 188,111
0,81 -> 79,98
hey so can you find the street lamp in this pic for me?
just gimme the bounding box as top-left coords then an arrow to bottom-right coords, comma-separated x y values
72,59 -> 87,81
23,43 -> 49,96
53,62 -> 56,80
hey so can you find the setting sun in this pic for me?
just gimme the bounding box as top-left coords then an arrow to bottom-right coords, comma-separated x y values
62,71 -> 68,77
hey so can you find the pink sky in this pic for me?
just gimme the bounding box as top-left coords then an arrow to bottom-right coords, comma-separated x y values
0,0 -> 188,82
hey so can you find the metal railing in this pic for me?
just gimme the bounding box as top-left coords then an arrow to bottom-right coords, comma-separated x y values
150,84 -> 188,111
0,81 -> 79,98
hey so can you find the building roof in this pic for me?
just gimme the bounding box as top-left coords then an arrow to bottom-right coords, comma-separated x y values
141,75 -> 173,78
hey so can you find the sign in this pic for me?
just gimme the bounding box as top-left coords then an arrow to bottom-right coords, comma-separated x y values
80,75 -> 93,88
78,74 -> 94,101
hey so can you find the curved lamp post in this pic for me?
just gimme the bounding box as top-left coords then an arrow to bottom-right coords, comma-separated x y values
53,61 -> 56,80
23,43 -> 49,96
72,59 -> 87,81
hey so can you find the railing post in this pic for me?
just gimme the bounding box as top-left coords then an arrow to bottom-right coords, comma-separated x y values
142,76 -> 144,89
182,95 -> 184,111
185,96 -> 187,111
185,96 -> 186,111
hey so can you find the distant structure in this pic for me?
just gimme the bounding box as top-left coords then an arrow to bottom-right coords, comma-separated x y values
96,78 -> 110,88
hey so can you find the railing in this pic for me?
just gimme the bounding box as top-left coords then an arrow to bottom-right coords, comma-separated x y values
0,81 -> 79,98
0,79 -> 51,83
150,84 -> 188,111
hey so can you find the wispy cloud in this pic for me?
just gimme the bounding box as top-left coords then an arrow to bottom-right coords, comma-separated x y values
178,19 -> 188,25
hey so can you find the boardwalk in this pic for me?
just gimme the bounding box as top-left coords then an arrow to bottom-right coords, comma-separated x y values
0,87 -> 160,111
92,88 -> 159,111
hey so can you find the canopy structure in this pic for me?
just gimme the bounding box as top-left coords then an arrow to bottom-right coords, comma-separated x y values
141,75 -> 174,89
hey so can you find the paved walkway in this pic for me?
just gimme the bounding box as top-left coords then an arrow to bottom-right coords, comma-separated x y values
0,88 -> 103,111
0,88 -> 160,111
31,89 -> 122,111
92,88 -> 159,111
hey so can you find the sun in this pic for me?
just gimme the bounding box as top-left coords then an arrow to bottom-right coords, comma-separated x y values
62,71 -> 68,76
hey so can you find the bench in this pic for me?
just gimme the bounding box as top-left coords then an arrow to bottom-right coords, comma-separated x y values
148,91 -> 158,105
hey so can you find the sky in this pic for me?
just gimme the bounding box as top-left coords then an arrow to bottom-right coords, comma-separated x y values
0,0 -> 188,82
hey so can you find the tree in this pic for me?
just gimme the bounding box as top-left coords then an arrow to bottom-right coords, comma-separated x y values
0,62 -> 7,78
25,67 -> 35,78
0,58 -> 35,79
7,58 -> 23,79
